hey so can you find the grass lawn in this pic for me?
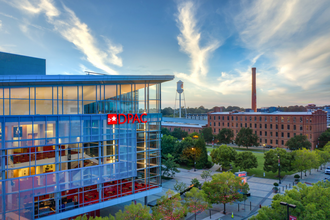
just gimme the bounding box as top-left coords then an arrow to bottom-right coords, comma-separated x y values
207,146 -> 265,153
207,146 -> 296,179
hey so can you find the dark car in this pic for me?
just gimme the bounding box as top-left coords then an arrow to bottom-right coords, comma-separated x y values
265,145 -> 273,148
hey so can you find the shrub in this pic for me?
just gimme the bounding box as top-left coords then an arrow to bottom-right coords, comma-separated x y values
191,178 -> 202,189
294,174 -> 300,179
205,160 -> 213,169
273,182 -> 279,187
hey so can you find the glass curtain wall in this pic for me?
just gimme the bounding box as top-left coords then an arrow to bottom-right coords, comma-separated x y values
0,82 -> 161,220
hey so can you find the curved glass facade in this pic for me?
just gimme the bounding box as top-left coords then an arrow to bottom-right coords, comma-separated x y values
0,80 -> 164,220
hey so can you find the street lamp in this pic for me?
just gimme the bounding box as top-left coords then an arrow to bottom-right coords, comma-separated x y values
280,202 -> 296,220
263,143 -> 265,153
278,154 -> 281,184
192,147 -> 196,172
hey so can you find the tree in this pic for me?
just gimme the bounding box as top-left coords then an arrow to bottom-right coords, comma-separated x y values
161,135 -> 178,158
191,178 -> 202,189
234,151 -> 258,171
113,202 -> 151,220
161,127 -> 171,136
184,188 -> 210,219
181,147 -> 201,166
152,189 -> 187,220
263,148 -> 294,175
202,172 -> 249,214
316,150 -> 330,169
292,148 -> 311,179
285,134 -> 311,150
174,180 -> 187,194
201,170 -> 212,182
250,181 -> 330,220
216,128 -> 234,144
161,107 -> 174,116
318,130 -> 330,148
210,145 -> 237,168
189,132 -> 200,139
201,127 -> 214,143
171,128 -> 188,140
235,127 -> 259,149
195,136 -> 208,169
162,154 -> 180,178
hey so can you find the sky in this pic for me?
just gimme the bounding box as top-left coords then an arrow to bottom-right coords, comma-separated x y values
0,0 -> 329,109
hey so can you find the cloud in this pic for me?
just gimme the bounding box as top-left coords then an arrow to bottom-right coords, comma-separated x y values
0,20 -> 2,29
0,12 -> 19,20
233,0 -> 330,92
5,0 -> 123,75
175,1 -> 220,84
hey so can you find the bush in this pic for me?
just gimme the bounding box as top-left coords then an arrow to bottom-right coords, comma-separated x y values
294,174 -> 300,179
191,178 -> 202,189
205,160 -> 213,169
273,182 -> 279,187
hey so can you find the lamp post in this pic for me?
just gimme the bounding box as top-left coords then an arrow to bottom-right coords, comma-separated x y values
278,154 -> 281,184
280,202 -> 296,220
263,143 -> 265,153
192,147 -> 196,172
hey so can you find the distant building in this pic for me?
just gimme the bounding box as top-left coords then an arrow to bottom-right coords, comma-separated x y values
306,104 -> 330,126
162,117 -> 207,135
208,110 -> 327,150
186,113 -> 208,120
0,51 -> 46,75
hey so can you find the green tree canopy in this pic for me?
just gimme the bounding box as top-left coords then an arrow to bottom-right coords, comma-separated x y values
162,154 -> 180,178
234,151 -> 258,171
201,170 -> 212,182
234,127 -> 259,149
292,148 -> 312,179
161,127 -> 171,136
171,127 -> 188,140
201,127 -> 214,143
161,134 -> 178,158
285,134 -> 311,150
184,188 -> 210,219
202,172 -> 249,214
263,148 -> 294,174
188,132 -> 200,139
112,202 -> 151,220
152,189 -> 186,220
210,145 -> 237,168
318,130 -> 330,149
194,136 -> 208,169
316,149 -> 330,169
216,128 -> 234,144
250,181 -> 330,220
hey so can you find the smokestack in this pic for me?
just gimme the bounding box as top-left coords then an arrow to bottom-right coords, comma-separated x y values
252,67 -> 257,112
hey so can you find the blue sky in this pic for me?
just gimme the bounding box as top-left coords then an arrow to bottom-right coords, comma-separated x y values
0,0 -> 329,108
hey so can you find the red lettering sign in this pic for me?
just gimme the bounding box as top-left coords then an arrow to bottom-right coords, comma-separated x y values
289,215 -> 297,220
107,114 -> 148,125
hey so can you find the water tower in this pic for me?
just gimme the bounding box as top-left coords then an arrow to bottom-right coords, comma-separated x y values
174,80 -> 187,118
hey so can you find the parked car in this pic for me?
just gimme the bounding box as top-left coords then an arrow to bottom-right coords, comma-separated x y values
325,167 -> 330,175
265,145 -> 273,148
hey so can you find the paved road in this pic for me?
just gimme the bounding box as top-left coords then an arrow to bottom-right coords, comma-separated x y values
100,165 -> 330,219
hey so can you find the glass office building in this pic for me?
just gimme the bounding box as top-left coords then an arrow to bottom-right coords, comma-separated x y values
0,74 -> 174,220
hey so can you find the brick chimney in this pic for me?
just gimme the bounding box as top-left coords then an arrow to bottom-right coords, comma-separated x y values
252,67 -> 257,112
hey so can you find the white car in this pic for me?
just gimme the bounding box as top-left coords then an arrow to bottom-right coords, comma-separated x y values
325,167 -> 330,175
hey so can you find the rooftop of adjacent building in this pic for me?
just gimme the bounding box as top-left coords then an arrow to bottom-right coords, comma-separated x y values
162,117 -> 207,125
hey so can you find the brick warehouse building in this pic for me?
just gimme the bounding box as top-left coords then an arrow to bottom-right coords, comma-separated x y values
208,110 -> 327,149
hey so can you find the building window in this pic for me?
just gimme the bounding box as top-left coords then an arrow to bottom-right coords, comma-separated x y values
249,116 -> 252,121
250,123 -> 252,128
310,134 -> 312,139
214,122 -> 216,126
270,132 -> 273,136
265,131 -> 267,136
189,129 -> 190,131
282,140 -> 284,145
210,116 -> 211,119
287,125 -> 290,130
218,116 -> 220,120
245,116 -> 247,121
223,122 -> 224,126
281,124 -> 284,129
260,131 -> 262,136
214,129 -> 216,132
228,122 -> 229,127
240,123 -> 242,127
227,116 -> 229,120
265,124 -> 267,129
265,117 -> 267,122
255,124 -> 257,128
276,124 -> 278,129
294,133 -> 296,136
281,132 -> 284,137
300,117 -> 303,123
300,125 -> 303,130
219,129 -> 221,132
236,116 -> 238,120
287,133 -> 290,138
270,124 -> 273,129
170,128 -> 172,131
270,117 -> 272,122
232,123 -> 234,127
255,131 -> 257,135
294,125 -> 296,130
236,123 -> 238,127
240,116 -> 242,121
293,117 -> 296,122
310,126 -> 312,131
276,132 -> 278,137
232,116 -> 234,120
306,125 -> 308,130
306,118 -> 308,123
265,139 -> 267,143
260,138 -> 262,143
276,117 -> 278,122
214,116 -> 216,120
219,122 -> 220,126
260,116 -> 262,121
287,117 -> 290,123
222,116 -> 224,120
310,118 -> 312,123
254,116 -> 257,121
270,139 -> 273,144
245,123 -> 247,127
260,124 -> 262,128
276,140 -> 278,144
210,122 -> 211,126
281,117 -> 284,122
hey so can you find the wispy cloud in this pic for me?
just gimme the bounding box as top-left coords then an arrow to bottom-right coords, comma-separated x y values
0,12 -> 19,20
233,0 -> 330,92
0,20 -> 2,29
5,0 -> 123,75
175,1 -> 220,85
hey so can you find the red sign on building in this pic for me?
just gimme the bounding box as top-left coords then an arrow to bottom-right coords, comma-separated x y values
107,113 -> 147,125
289,215 -> 297,220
